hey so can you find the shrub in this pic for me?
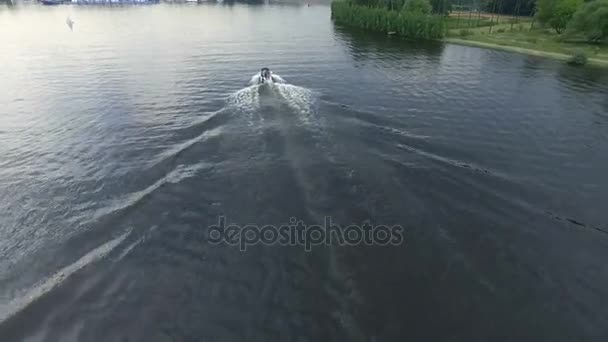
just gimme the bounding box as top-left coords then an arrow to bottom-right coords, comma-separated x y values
430,0 -> 451,15
496,28 -> 506,33
567,50 -> 588,65
537,0 -> 559,24
459,29 -> 472,37
485,0 -> 536,16
526,37 -> 538,43
331,1 -> 447,39
551,0 -> 584,33
566,0 -> 608,42
537,0 -> 583,33
403,0 -> 432,14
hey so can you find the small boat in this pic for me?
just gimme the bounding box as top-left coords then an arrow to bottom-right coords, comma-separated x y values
41,0 -> 64,4
259,68 -> 272,84
66,16 -> 74,31
249,68 -> 286,86
255,68 -> 285,85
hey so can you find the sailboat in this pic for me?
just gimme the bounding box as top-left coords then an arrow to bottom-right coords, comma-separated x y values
66,16 -> 74,31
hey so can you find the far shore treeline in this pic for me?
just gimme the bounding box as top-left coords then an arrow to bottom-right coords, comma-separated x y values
331,1 -> 447,39
331,0 -> 608,44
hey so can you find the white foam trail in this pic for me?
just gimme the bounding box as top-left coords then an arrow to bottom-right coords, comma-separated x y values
115,225 -> 157,261
230,73 -> 320,129
94,161 -> 213,221
229,85 -> 260,112
227,85 -> 262,126
249,74 -> 263,86
274,83 -> 318,126
275,84 -> 313,111
165,162 -> 212,184
271,74 -> 286,83
0,230 -> 131,323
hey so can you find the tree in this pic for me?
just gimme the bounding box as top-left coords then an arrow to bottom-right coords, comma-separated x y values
368,0 -> 408,10
567,0 -> 608,42
484,0 -> 537,16
430,0 -> 452,14
537,0 -> 583,33
403,0 -> 433,13
552,0 -> 583,32
537,0 -> 559,23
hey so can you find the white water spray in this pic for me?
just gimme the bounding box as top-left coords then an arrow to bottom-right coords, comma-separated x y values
227,72 -> 320,129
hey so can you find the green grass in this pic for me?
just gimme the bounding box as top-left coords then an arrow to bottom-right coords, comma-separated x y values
445,13 -> 534,30
447,22 -> 608,62
331,2 -> 608,64
446,17 -> 494,29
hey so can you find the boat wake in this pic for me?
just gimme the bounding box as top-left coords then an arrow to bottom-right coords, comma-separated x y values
0,230 -> 131,324
0,70 -> 366,342
228,73 -> 319,129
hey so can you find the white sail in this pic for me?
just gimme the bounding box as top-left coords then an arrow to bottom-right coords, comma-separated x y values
66,16 -> 74,31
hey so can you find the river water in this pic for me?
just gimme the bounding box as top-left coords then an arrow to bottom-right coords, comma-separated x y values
1,2 -> 608,341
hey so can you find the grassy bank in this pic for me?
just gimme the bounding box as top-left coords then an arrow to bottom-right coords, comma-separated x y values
331,1 -> 607,65
447,21 -> 608,65
331,1 -> 446,40
445,12 -> 534,30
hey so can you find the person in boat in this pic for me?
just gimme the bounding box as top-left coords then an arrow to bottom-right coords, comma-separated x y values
260,68 -> 272,84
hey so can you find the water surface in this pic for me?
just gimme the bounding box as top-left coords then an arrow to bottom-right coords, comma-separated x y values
1,3 -> 608,341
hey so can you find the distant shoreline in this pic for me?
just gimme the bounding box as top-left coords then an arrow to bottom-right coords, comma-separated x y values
444,38 -> 608,67
331,1 -> 607,67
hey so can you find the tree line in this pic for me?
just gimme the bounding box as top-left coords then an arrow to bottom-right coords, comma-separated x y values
537,0 -> 607,41
350,0 -> 452,14
347,0 -> 608,42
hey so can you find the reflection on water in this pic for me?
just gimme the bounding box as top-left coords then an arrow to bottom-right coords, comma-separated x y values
1,3 -> 608,342
334,25 -> 444,61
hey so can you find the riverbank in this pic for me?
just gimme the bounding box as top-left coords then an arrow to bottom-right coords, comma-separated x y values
446,21 -> 608,66
331,2 -> 445,40
445,38 -> 608,67
331,1 -> 607,66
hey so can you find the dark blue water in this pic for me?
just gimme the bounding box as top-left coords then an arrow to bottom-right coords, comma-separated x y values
1,3 -> 608,341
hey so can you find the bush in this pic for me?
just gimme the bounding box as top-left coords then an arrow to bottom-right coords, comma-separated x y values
566,0 -> 608,42
485,0 -> 536,16
352,0 -> 404,9
567,50 -> 588,65
537,0 -> 583,33
430,0 -> 451,15
537,0 -> 559,24
403,0 -> 432,14
551,0 -> 583,33
459,29 -> 472,37
331,1 -> 447,40
496,28 -> 506,33
526,37 -> 538,43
